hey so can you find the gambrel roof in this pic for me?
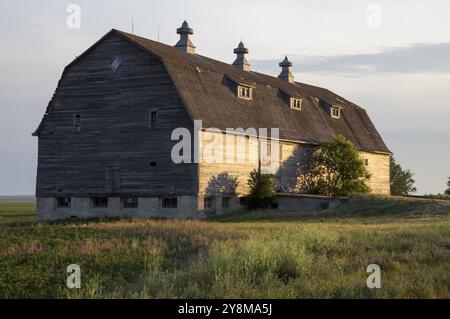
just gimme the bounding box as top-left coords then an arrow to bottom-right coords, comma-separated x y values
34,29 -> 390,154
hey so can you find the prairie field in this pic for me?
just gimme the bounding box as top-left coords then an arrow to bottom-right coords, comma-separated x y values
0,196 -> 449,299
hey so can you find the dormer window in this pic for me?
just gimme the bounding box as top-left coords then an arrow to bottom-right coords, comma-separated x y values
238,85 -> 252,100
331,106 -> 341,119
290,98 -> 302,111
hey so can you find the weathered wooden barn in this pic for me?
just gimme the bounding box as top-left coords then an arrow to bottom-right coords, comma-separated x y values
33,21 -> 391,220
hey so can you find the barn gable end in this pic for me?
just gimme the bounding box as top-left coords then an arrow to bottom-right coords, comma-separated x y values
35,32 -> 197,206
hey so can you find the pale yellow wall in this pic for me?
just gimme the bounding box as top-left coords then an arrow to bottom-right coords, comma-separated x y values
198,131 -> 259,196
197,132 -> 311,196
278,142 -> 312,192
197,131 -> 391,197
359,152 -> 390,195
279,144 -> 391,195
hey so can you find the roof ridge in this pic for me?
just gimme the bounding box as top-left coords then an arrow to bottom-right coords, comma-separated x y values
115,29 -> 345,101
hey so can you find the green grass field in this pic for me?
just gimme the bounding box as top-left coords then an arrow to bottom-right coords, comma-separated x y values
0,196 -> 449,298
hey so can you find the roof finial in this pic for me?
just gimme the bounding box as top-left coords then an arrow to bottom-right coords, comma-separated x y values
174,20 -> 196,54
278,55 -> 294,83
232,41 -> 250,71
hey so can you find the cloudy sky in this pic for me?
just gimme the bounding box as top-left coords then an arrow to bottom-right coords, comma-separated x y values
1,0 -> 449,195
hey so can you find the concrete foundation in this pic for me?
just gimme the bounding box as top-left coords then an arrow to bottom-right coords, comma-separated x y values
276,193 -> 347,211
37,193 -> 347,221
36,196 -> 200,221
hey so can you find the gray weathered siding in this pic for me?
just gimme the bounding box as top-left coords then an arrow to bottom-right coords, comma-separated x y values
36,33 -> 196,197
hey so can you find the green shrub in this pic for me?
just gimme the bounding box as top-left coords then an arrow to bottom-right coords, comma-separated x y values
246,169 -> 276,210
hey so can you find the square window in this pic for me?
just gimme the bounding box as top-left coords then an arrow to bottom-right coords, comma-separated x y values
291,98 -> 302,110
56,197 -> 71,208
238,85 -> 252,100
204,197 -> 213,209
111,56 -> 122,72
161,197 -> 177,209
331,107 -> 341,118
92,197 -> 108,208
121,197 -> 138,209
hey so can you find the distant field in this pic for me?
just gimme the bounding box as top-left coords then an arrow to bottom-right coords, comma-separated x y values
0,196 -> 449,298
0,201 -> 36,224
0,196 -> 36,202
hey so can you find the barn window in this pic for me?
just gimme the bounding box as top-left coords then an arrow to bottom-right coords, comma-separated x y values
149,110 -> 158,128
222,197 -> 231,209
92,197 -> 108,208
161,197 -> 177,209
331,107 -> 341,119
150,161 -> 157,167
238,85 -> 252,100
290,98 -> 302,110
121,197 -> 138,209
111,56 -> 122,72
204,197 -> 213,209
365,159 -> 369,166
56,197 -> 71,208
73,114 -> 81,131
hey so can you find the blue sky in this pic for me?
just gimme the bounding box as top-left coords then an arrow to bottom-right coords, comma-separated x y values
1,0 -> 449,195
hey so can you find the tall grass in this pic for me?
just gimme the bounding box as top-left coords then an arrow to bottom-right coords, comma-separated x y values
0,197 -> 449,298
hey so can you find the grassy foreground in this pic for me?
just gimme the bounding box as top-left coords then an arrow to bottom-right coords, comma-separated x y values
0,196 -> 449,298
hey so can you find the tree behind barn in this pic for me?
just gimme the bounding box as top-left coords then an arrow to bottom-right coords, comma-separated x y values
445,176 -> 450,195
298,135 -> 371,196
389,156 -> 417,195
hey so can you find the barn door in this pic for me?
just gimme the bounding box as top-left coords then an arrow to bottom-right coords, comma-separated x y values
105,166 -> 121,193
